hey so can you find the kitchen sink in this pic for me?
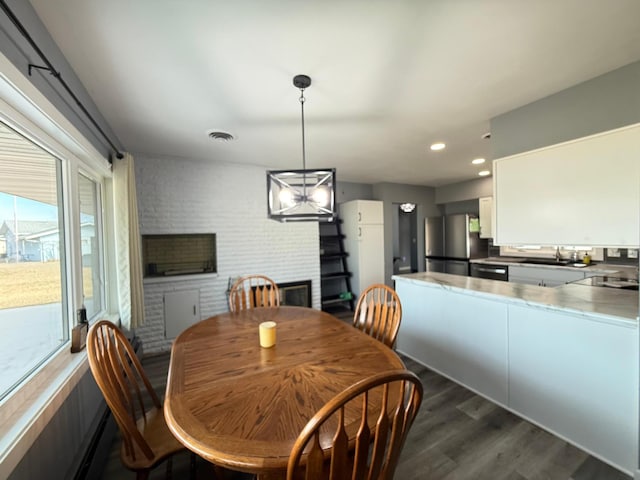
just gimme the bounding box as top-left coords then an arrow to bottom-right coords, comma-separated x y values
521,258 -> 572,266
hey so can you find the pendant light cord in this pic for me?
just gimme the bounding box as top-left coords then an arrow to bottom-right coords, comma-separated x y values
299,88 -> 306,171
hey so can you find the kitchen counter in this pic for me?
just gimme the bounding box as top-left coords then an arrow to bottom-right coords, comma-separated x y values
394,271 -> 638,324
392,271 -> 638,474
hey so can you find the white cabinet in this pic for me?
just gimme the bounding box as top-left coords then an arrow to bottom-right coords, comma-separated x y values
164,290 -> 200,339
340,200 -> 384,298
508,305 -> 637,472
493,123 -> 640,247
396,280 -> 510,406
478,196 -> 493,239
508,265 -> 585,287
341,199 -> 383,225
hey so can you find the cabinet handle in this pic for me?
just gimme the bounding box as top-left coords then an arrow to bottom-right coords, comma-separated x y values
359,227 -> 362,237
193,305 -> 196,315
476,267 -> 506,274
358,212 -> 361,222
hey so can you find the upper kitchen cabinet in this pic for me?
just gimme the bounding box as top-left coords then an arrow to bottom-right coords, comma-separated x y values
478,196 -> 493,239
341,199 -> 383,225
493,123 -> 640,247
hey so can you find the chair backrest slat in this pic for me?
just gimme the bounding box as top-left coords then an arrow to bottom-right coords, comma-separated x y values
352,393 -> 371,478
306,432 -> 325,480
328,407 -> 349,479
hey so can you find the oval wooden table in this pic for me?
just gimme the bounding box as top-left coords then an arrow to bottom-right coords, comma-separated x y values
164,306 -> 405,478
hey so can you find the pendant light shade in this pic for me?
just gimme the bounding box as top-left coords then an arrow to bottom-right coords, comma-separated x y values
267,75 -> 337,222
267,168 -> 336,221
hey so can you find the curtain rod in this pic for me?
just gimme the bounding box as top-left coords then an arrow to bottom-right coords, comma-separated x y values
0,0 -> 124,162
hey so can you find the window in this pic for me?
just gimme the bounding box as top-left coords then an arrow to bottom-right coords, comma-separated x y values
78,173 -> 104,319
500,245 -> 603,261
0,120 -> 106,400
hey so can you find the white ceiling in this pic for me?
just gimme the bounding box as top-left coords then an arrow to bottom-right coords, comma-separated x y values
27,0 -> 640,187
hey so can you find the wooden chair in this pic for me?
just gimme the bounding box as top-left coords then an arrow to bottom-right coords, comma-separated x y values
286,370 -> 423,480
228,274 -> 280,312
353,284 -> 402,348
87,320 -> 191,480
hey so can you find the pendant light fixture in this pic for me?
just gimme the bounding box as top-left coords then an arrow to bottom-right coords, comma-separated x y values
267,74 -> 336,222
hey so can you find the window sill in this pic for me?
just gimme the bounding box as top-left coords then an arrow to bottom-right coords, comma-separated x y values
0,343 -> 88,478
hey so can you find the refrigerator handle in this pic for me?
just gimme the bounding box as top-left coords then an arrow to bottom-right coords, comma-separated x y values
465,214 -> 471,258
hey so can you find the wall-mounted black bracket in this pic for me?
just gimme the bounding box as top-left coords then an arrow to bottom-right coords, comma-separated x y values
28,63 -> 59,78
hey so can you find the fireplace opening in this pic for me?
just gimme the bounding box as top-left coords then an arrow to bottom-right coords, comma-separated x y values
278,280 -> 312,308
228,278 -> 312,308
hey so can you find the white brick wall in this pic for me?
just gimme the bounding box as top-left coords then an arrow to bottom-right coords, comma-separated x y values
134,155 -> 321,354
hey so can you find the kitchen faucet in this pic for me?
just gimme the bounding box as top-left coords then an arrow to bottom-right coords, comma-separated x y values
555,247 -> 562,261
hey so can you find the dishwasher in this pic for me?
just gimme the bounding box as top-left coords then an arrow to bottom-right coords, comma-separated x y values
470,263 -> 509,281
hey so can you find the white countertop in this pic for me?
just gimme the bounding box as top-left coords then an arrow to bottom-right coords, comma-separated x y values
471,257 -> 637,277
392,272 -> 639,326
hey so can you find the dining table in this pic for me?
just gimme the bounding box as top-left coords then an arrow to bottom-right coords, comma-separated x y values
164,306 -> 406,478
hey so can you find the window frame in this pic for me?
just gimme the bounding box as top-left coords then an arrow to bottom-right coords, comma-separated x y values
77,168 -> 107,322
0,51 -> 115,478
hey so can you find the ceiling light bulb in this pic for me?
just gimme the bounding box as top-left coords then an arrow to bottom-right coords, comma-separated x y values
472,158 -> 485,165
400,203 -> 416,213
279,188 -> 297,207
311,186 -> 330,207
430,142 -> 446,151
478,170 -> 491,177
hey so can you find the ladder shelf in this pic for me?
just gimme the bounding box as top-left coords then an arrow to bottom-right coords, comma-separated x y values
319,218 -> 354,312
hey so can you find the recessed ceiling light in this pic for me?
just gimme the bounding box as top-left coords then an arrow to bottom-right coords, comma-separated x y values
478,170 -> 491,176
430,142 -> 446,151
471,158 -> 485,165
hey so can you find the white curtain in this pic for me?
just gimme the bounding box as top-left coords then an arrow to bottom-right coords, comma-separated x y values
113,153 -> 144,329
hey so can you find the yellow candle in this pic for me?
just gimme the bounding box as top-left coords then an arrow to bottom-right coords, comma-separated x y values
259,321 -> 276,348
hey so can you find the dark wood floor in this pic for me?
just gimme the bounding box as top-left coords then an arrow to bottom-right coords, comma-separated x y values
99,310 -> 631,480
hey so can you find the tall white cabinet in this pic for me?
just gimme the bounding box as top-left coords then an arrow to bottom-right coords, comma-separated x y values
340,200 -> 385,299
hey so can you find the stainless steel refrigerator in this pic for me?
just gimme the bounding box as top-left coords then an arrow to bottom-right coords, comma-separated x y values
425,213 -> 488,276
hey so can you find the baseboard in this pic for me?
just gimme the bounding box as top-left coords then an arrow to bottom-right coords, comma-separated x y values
73,406 -> 115,480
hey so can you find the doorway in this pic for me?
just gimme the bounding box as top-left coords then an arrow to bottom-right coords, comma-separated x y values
393,203 -> 418,275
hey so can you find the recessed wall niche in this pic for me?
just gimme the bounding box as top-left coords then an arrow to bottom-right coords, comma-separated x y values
142,233 -> 216,277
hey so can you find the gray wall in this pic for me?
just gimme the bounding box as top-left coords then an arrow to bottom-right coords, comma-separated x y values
443,199 -> 479,216
0,2 -> 116,159
436,177 -> 493,205
491,61 -> 640,158
336,181 -> 374,204
336,181 -> 442,285
371,182 -> 439,285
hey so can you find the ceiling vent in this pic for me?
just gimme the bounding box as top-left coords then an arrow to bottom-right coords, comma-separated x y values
207,130 -> 235,142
